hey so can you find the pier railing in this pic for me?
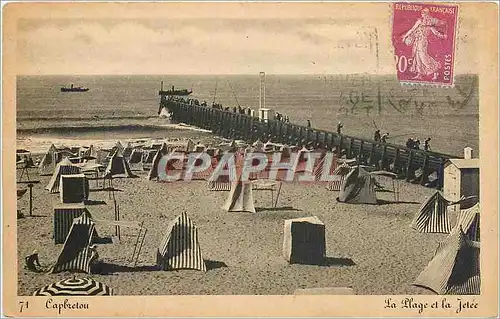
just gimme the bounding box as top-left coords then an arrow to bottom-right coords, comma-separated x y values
161,97 -> 460,189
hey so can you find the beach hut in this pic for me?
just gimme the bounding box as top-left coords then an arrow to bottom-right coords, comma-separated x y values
156,212 -> 206,272
336,166 -> 377,204
60,174 -> 89,204
411,190 -> 452,234
46,158 -> 82,193
283,216 -> 326,265
413,227 -> 480,295
222,181 -> 256,213
443,158 -> 479,212
51,211 -> 98,274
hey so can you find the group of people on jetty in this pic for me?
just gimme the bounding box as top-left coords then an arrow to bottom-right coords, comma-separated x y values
406,137 -> 432,151
171,96 -> 434,153
373,129 -> 432,151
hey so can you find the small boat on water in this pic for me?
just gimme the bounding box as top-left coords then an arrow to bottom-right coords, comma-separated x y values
61,84 -> 89,92
159,84 -> 192,96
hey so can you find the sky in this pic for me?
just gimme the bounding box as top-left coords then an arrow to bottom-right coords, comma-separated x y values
12,3 -> 478,75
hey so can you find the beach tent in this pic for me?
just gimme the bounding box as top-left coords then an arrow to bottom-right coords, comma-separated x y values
411,191 -> 451,234
51,210 -> 98,274
114,141 -> 125,154
46,158 -> 82,193
456,203 -> 480,241
208,152 -> 243,190
413,227 -> 480,295
122,142 -> 134,160
128,149 -> 144,171
156,212 -> 207,271
80,145 -> 97,162
194,143 -> 206,153
326,162 -> 352,191
147,147 -> 183,181
252,139 -> 264,152
53,204 -> 92,244
337,166 -> 377,204
222,181 -> 256,213
39,144 -> 59,175
104,149 -> 136,178
186,139 -> 195,153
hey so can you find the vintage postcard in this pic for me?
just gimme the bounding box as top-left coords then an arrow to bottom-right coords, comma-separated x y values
2,2 -> 498,317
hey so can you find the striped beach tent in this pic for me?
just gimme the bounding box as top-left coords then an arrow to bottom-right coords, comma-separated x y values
53,204 -> 98,244
456,203 -> 480,241
411,191 -> 451,233
222,181 -> 256,213
156,212 -> 207,271
39,144 -> 58,175
326,162 -> 352,191
294,147 -> 313,174
46,158 -> 82,193
413,227 -> 480,295
337,166 -> 377,204
51,211 -> 98,274
208,152 -> 243,190
33,277 -> 113,296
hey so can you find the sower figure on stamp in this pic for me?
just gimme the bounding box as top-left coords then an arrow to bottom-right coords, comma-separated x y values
402,8 -> 447,81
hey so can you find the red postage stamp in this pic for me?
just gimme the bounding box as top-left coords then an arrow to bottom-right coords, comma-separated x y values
392,3 -> 459,86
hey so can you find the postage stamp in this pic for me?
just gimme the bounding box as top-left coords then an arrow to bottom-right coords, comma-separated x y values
392,3 -> 459,86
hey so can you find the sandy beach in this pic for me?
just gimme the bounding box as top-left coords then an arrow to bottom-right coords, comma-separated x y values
17,132 -> 458,296
15,74 -> 477,296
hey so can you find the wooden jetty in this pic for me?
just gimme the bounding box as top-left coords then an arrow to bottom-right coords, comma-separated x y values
159,94 -> 460,189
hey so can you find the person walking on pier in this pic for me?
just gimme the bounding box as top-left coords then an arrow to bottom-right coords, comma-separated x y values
25,249 -> 42,272
381,132 -> 389,143
307,120 -> 312,128
406,138 -> 414,149
414,138 -> 421,150
337,122 -> 343,135
424,137 -> 432,151
374,129 -> 381,143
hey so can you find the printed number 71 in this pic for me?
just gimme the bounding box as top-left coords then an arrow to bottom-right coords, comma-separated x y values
19,301 -> 28,312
